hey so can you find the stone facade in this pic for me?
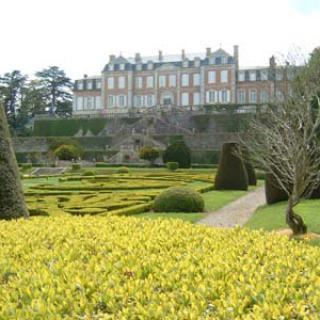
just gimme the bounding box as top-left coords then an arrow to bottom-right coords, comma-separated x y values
73,46 -> 290,115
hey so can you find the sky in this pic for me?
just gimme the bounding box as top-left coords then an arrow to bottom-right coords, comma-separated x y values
0,0 -> 319,80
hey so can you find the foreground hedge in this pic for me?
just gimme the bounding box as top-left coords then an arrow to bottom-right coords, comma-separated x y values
0,216 -> 320,318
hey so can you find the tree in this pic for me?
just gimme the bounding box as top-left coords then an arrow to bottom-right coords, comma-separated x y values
35,66 -> 73,115
54,144 -> 82,161
240,75 -> 320,234
0,70 -> 28,127
162,141 -> 191,168
0,103 -> 29,219
139,146 -> 159,165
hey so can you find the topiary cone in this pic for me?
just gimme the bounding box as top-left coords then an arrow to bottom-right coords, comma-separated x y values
0,104 -> 29,219
214,143 -> 248,190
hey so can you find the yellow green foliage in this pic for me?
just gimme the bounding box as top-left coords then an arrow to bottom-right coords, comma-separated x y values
0,216 -> 320,318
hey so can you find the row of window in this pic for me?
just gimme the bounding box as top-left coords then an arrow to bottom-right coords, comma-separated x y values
237,89 -> 270,103
108,95 -> 156,108
74,96 -> 102,111
77,80 -> 101,91
238,70 -> 286,82
107,70 -> 229,90
107,56 -> 232,72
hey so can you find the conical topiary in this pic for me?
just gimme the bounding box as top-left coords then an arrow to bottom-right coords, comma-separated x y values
241,148 -> 257,186
265,173 -> 289,204
214,143 -> 248,190
0,104 -> 29,219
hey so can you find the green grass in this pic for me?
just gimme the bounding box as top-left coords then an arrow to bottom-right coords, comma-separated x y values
246,199 -> 320,234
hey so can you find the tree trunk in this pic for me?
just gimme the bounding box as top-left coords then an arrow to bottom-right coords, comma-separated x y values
0,104 -> 29,219
286,196 -> 307,235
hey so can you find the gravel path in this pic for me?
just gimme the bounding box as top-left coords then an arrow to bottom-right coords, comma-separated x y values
198,186 -> 266,228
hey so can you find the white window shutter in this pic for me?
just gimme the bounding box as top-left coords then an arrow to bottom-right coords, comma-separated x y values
227,90 -> 230,103
219,91 -> 222,103
206,91 -> 209,103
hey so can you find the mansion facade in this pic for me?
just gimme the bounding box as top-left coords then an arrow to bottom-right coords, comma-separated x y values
73,46 -> 289,114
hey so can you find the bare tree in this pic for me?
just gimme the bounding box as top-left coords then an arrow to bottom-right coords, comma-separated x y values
240,77 -> 320,235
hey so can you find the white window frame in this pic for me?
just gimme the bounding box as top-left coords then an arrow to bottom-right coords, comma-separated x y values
193,73 -> 200,86
108,95 -> 115,107
77,81 -> 83,90
260,70 -> 268,81
108,64 -> 114,71
107,77 -> 114,89
169,74 -> 176,87
159,75 -> 166,88
181,92 -> 189,106
96,80 -> 101,89
136,64 -> 142,71
147,95 -> 154,107
249,71 -> 256,81
87,80 -> 93,90
208,71 -> 216,84
134,95 -> 142,107
76,96 -> 84,110
118,76 -> 126,89
221,70 -> 228,83
193,92 -> 200,105
238,90 -> 245,104
147,63 -> 153,70
135,77 -> 143,89
119,63 -> 125,71
183,60 -> 189,68
95,96 -> 102,109
219,90 -> 230,103
249,90 -> 257,103
182,74 -> 189,87
118,95 -> 126,107
146,76 -> 154,88
206,90 -> 217,103
260,90 -> 269,103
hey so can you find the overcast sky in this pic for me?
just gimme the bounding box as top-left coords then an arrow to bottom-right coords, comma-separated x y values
0,0 -> 319,80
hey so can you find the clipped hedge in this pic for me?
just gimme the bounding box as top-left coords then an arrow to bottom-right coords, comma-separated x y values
215,143 -> 248,190
166,162 -> 179,171
163,141 -> 191,168
153,187 -> 204,212
265,173 -> 289,204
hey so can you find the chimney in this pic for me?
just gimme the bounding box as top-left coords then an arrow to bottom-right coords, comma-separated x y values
269,55 -> 276,68
83,74 -> 88,79
135,52 -> 141,63
206,47 -> 211,57
181,49 -> 186,60
158,50 -> 163,62
233,45 -> 239,69
109,54 -> 115,63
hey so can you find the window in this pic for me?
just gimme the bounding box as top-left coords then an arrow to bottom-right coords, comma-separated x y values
238,71 -> 245,82
193,92 -> 200,105
208,71 -> 216,84
108,95 -> 115,107
147,95 -> 154,107
209,57 -> 215,65
276,89 -> 284,101
194,58 -> 201,67
134,95 -> 142,107
181,92 -> 189,106
77,81 -> 83,90
136,64 -> 142,71
249,71 -> 256,81
183,60 -> 189,68
169,75 -> 176,87
108,64 -> 114,71
76,96 -> 83,110
107,77 -> 114,89
182,74 -> 189,87
135,77 -> 143,89
220,90 -> 230,103
119,63 -> 125,71
159,75 -> 166,87
193,73 -> 200,86
276,70 -> 283,81
221,70 -> 228,83
87,97 -> 94,109
238,90 -> 245,103
96,80 -> 101,89
260,70 -> 268,81
260,90 -> 269,103
147,76 -> 154,88
249,90 -> 257,103
206,90 -> 217,103
147,62 -> 153,70
118,95 -> 126,107
95,96 -> 102,109
87,80 -> 93,90
118,76 -> 126,89
221,56 -> 227,64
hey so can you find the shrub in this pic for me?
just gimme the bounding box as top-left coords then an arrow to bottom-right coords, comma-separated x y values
116,166 -> 130,174
162,141 -> 191,168
54,144 -> 82,161
82,170 -> 96,176
21,163 -> 32,171
139,146 -> 159,164
153,187 -> 204,212
214,143 -> 248,190
71,163 -> 81,171
265,173 -> 289,204
166,162 -> 179,171
244,162 -> 257,186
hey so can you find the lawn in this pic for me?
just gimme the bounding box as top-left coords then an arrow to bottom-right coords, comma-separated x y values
246,199 -> 320,234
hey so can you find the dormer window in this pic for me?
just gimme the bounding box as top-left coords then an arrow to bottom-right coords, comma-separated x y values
194,58 -> 201,68
77,80 -> 83,90
96,79 -> 101,89
108,64 -> 114,71
215,57 -> 222,65
183,60 -> 189,68
221,56 -> 227,64
147,62 -> 153,70
87,80 -> 93,90
209,57 -> 215,65
136,63 -> 142,71
119,63 -> 125,71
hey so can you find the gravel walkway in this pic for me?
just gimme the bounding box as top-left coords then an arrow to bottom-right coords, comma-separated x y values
198,186 -> 266,228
